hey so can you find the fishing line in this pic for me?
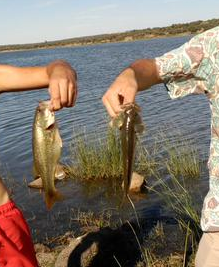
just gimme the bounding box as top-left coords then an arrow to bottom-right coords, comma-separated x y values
127,194 -> 140,229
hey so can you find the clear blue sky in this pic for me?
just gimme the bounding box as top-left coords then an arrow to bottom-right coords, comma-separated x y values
0,0 -> 219,45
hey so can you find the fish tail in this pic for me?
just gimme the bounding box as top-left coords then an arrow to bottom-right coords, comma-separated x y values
45,190 -> 64,210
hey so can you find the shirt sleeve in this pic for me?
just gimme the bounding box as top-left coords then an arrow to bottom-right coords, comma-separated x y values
155,28 -> 218,99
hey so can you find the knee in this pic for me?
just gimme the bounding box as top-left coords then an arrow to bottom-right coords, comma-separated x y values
0,179 -> 10,206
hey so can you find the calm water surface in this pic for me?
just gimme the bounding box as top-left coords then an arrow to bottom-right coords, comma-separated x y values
0,36 -> 211,241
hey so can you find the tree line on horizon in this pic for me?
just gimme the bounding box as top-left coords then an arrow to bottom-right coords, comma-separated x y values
1,18 -> 219,52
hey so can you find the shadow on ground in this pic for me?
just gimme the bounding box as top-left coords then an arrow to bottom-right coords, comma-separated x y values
67,221 -> 143,267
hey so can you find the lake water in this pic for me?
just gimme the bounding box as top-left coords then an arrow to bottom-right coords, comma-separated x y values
0,36 -> 211,241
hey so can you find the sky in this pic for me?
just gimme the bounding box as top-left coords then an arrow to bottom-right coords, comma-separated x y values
0,0 -> 219,45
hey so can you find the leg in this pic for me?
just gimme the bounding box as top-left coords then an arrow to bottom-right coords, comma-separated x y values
0,177 -> 10,205
195,232 -> 219,267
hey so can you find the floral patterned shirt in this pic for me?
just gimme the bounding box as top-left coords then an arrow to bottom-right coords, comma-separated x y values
155,26 -> 219,232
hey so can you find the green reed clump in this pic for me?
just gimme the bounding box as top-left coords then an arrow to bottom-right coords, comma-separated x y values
153,169 -> 201,237
136,143 -> 159,178
66,126 -> 158,183
166,143 -> 200,179
160,129 -> 201,179
164,138 -> 201,240
152,128 -> 202,223
67,127 -> 123,181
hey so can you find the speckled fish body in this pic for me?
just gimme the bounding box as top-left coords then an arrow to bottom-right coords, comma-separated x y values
32,100 -> 63,209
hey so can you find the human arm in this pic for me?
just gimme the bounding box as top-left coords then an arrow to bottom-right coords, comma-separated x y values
102,26 -> 219,118
102,59 -> 162,117
0,59 -> 77,110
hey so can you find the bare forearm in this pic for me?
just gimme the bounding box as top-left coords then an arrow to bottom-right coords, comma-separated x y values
0,60 -> 76,93
0,65 -> 49,92
129,58 -> 162,91
0,59 -> 77,110
102,58 -> 162,117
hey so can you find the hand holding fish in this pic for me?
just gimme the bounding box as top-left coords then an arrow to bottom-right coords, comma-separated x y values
102,68 -> 138,118
47,60 -> 77,111
0,60 -> 78,111
102,59 -> 161,118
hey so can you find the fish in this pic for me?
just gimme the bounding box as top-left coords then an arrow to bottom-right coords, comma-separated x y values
28,163 -> 66,189
113,103 -> 144,199
32,100 -> 64,209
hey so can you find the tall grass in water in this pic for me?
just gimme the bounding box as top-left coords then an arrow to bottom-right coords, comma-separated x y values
161,132 -> 201,236
158,129 -> 201,179
67,127 -> 157,182
136,142 -> 160,178
136,130 -> 202,267
165,141 -> 200,180
66,127 -> 123,181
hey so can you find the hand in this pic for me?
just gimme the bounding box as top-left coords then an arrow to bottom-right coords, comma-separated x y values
102,68 -> 138,117
47,60 -> 77,111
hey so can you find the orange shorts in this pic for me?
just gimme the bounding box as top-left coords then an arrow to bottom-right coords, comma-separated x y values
0,201 -> 38,267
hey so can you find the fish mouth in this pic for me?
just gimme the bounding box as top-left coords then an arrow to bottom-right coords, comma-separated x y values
38,100 -> 51,111
46,123 -> 55,131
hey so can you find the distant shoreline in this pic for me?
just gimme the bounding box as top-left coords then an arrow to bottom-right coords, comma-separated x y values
0,32 -> 191,54
0,18 -> 218,53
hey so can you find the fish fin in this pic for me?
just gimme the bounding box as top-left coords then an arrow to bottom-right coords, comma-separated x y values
55,164 -> 66,180
133,103 -> 141,112
135,114 -> 145,134
45,190 -> 64,210
56,129 -> 63,148
110,113 -> 125,129
33,164 -> 40,180
135,123 -> 145,134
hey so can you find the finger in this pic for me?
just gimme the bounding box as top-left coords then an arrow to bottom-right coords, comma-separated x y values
67,83 -> 73,107
67,82 -> 77,107
49,82 -> 62,111
102,96 -> 117,118
59,79 -> 68,107
72,82 -> 78,106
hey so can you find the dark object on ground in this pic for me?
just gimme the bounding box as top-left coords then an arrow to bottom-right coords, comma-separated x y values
67,222 -> 142,267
